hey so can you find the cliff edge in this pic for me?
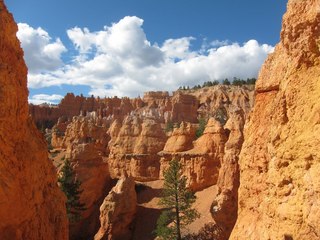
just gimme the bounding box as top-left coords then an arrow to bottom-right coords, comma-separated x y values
231,0 -> 320,239
0,2 -> 68,239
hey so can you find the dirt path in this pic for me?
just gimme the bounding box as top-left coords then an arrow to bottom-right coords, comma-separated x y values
132,180 -> 218,239
132,180 -> 163,240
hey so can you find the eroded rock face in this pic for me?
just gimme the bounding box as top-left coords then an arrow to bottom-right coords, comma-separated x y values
163,122 -> 196,152
45,84 -> 254,237
160,118 -> 228,191
0,2 -> 68,239
211,109 -> 245,239
108,116 -> 167,181
190,85 -> 254,120
62,116 -> 111,240
94,177 -> 137,240
171,92 -> 199,123
230,0 -> 320,239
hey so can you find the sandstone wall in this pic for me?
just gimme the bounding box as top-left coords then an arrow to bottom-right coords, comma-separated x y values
211,108 -> 245,239
230,0 -> 320,239
94,177 -> 137,240
108,116 -> 167,181
62,116 -> 111,240
0,2 -> 68,239
159,119 -> 228,191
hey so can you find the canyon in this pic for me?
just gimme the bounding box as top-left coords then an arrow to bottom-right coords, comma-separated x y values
0,0 -> 319,239
46,85 -> 254,239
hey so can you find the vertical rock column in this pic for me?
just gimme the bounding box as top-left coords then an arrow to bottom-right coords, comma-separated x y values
211,109 -> 245,239
0,2 -> 68,239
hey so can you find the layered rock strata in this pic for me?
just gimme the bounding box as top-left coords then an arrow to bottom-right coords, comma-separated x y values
31,86 -> 254,129
159,119 -> 228,191
107,116 -> 167,181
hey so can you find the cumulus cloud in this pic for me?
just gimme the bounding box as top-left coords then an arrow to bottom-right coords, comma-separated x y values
29,94 -> 64,105
67,16 -> 164,67
18,16 -> 274,99
161,37 -> 196,60
17,23 -> 66,73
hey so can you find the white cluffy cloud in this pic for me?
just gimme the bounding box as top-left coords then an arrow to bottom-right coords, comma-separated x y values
17,23 -> 67,73
18,16 -> 274,99
28,94 -> 64,105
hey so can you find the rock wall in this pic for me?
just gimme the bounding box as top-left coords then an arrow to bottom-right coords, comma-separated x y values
108,116 -> 167,181
62,116 -> 111,240
94,177 -> 137,240
31,85 -> 254,129
211,108 -> 245,239
159,118 -> 228,191
0,2 -> 68,239
230,0 -> 320,239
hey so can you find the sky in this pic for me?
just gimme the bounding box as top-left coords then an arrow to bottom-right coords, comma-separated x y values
6,0 -> 287,104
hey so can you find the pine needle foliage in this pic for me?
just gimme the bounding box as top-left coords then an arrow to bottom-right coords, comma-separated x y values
155,159 -> 200,240
58,159 -> 86,223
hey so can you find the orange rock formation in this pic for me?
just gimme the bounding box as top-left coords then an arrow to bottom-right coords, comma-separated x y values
108,116 -> 167,181
230,0 -> 320,239
47,85 -> 254,238
211,108 -> 245,239
94,177 -> 137,240
0,2 -> 68,239
159,118 -> 227,191
62,116 -> 111,240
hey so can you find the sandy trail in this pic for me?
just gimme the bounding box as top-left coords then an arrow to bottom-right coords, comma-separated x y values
132,180 -> 217,239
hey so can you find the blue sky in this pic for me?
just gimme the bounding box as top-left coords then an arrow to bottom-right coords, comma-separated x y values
6,0 -> 287,104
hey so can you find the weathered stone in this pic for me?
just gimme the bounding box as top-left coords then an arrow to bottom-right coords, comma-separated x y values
230,0 -> 320,239
211,109 -> 245,239
0,2 -> 68,239
94,177 -> 137,240
61,116 -> 111,240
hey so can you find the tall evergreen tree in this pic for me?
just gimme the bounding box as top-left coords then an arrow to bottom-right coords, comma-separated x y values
155,159 -> 199,240
58,159 -> 86,223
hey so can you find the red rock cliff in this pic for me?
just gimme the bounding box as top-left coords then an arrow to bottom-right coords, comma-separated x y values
0,1 -> 68,239
230,0 -> 320,239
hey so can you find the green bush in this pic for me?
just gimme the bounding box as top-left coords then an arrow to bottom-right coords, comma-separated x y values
165,121 -> 174,133
183,223 -> 224,240
195,118 -> 207,138
214,108 -> 228,125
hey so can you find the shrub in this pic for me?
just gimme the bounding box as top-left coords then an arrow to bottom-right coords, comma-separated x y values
183,223 -> 224,240
165,121 -> 174,133
195,118 -> 207,138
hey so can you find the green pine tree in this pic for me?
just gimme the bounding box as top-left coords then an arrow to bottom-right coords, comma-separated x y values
58,159 -> 86,223
155,159 -> 200,240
